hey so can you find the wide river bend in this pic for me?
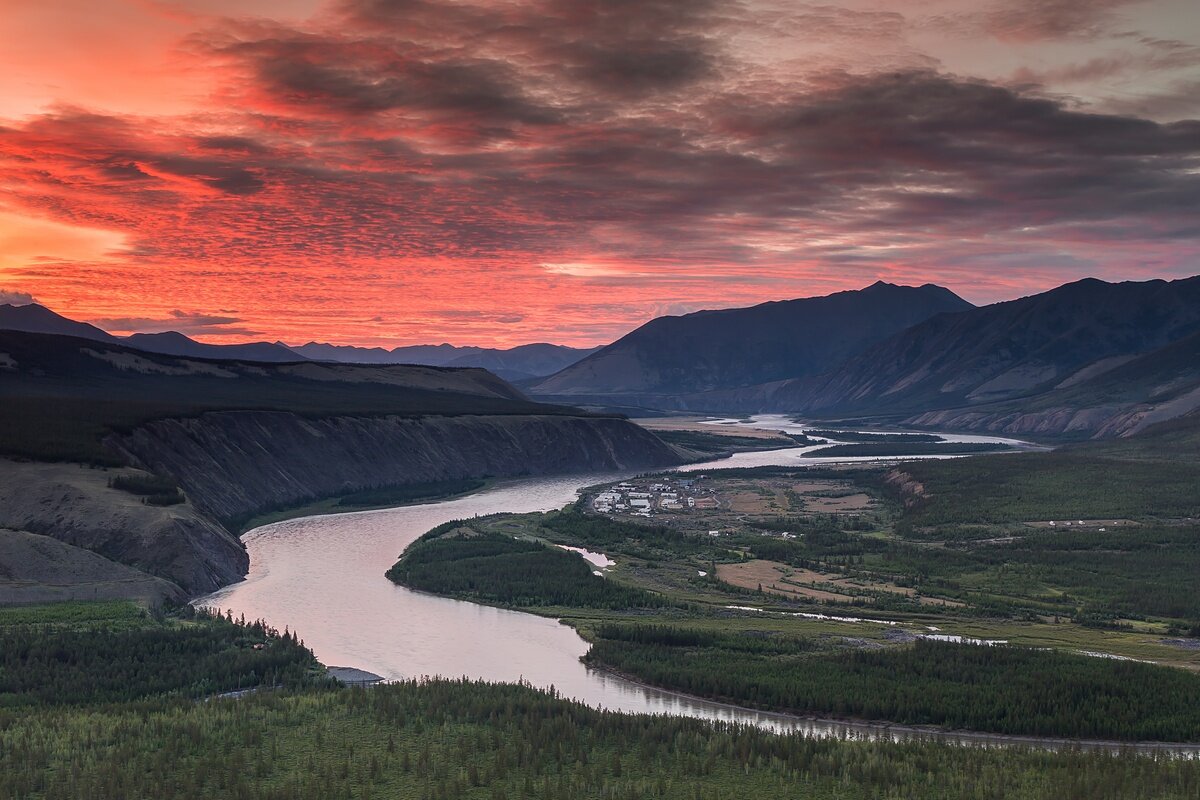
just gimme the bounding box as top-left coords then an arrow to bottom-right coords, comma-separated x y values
199,416 -> 1196,753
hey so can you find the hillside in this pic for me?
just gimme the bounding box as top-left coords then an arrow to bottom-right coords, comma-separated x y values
789,276 -> 1200,418
0,330 -> 553,464
531,282 -> 972,401
906,329 -> 1200,438
0,330 -> 683,602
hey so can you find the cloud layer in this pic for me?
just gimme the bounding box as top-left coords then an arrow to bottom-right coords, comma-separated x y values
0,0 -> 1197,345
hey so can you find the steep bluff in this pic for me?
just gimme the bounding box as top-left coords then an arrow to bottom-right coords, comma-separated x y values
112,412 -> 685,529
0,460 -> 245,599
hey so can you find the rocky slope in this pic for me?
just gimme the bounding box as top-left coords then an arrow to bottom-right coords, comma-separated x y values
112,412 -> 684,528
0,460 -> 245,598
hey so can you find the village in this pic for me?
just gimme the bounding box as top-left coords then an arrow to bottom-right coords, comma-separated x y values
590,476 -> 720,517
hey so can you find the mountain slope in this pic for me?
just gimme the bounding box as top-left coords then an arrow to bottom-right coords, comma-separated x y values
285,341 -> 480,364
531,282 -> 972,400
790,276 -> 1200,417
905,328 -> 1200,439
443,343 -> 601,381
0,302 -> 119,342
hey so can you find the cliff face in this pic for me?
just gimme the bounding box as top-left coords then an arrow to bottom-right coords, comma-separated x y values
112,412 -> 684,528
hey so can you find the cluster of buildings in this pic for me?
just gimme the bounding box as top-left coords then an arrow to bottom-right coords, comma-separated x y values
591,477 -> 719,518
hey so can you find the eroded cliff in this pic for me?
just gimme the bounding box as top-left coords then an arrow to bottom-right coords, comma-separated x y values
112,412 -> 684,531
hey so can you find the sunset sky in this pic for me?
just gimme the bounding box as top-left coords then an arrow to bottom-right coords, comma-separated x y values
1,0 -> 1198,347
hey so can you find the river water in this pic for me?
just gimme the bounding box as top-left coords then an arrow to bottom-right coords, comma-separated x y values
199,416 -> 1193,751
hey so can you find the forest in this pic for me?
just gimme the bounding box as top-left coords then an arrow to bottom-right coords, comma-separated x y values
0,605 -> 322,707
805,442 -> 1011,457
387,530 -> 668,610
584,624 -> 1200,741
894,450 -> 1200,524
4,674 -> 1200,800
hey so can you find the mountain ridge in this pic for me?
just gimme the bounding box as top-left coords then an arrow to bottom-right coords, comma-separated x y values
531,282 -> 973,399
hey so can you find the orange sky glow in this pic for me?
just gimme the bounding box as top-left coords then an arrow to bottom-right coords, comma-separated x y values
1,0 -> 1198,347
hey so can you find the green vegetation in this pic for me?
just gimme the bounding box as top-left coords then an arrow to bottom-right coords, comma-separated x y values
0,603 -> 322,707
109,473 -> 186,505
585,624 -> 1200,741
806,442 -> 1012,457
807,430 -> 942,443
336,479 -> 486,508
896,450 -> 1200,524
387,529 -> 668,610
540,509 -> 708,559
7,677 -> 1200,800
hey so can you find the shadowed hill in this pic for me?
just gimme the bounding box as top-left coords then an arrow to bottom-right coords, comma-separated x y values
0,329 -> 559,464
531,282 -> 972,400
0,330 -> 684,600
791,276 -> 1200,417
905,328 -> 1200,438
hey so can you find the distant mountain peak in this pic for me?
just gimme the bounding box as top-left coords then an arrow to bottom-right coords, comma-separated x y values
532,281 -> 973,398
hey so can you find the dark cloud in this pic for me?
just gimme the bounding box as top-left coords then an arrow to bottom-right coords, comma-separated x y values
937,0 -> 1145,42
2,0 -> 1199,330
89,309 -> 258,336
0,289 -> 36,306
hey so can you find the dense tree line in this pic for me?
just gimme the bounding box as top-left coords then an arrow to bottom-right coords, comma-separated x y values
336,478 -> 486,508
108,473 -> 186,505
806,430 -> 942,443
895,452 -> 1200,524
806,442 -> 1010,457
0,608 -> 321,707
2,677 -> 1198,800
585,625 -> 1200,742
387,531 -> 668,610
540,509 -> 707,558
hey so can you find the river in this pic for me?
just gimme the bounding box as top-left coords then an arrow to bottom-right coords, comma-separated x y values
199,416 -> 1192,752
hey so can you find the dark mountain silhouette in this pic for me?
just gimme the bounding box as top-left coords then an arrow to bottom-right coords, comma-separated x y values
531,282 -> 972,401
790,276 -> 1200,417
0,304 -> 301,362
286,340 -> 597,380
125,331 -> 301,362
0,302 -> 119,343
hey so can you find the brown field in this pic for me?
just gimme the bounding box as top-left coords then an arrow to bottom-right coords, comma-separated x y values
716,560 -> 849,602
716,559 -> 963,607
802,493 -> 873,512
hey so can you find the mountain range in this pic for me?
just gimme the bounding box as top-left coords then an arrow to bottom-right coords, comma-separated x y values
529,275 -> 1200,439
284,340 -> 599,381
9,273 -> 1199,441
0,303 -> 595,379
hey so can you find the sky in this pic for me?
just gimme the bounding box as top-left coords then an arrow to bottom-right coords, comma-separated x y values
0,0 -> 1198,347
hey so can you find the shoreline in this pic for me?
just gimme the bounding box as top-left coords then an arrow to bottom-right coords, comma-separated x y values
583,663 -> 1200,755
